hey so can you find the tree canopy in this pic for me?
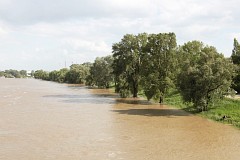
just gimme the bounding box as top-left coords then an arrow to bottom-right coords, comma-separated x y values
231,38 -> 240,93
112,33 -> 148,97
86,55 -> 113,88
141,33 -> 177,102
177,41 -> 234,111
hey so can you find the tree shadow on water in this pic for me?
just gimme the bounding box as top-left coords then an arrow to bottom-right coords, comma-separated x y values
115,99 -> 152,105
43,94 -> 154,105
112,108 -> 190,117
43,93 -> 118,99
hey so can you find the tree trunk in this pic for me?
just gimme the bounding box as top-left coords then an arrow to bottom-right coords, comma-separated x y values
159,96 -> 163,103
132,80 -> 138,98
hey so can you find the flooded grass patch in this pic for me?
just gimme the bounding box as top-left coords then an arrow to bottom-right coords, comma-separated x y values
165,93 -> 240,128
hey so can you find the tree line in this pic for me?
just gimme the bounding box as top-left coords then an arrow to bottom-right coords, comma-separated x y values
33,32 -> 240,112
34,57 -> 113,88
0,70 -> 33,78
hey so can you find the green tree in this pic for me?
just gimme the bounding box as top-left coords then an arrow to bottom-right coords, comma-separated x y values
4,69 -> 21,78
65,64 -> 90,84
19,70 -> 27,77
49,68 -> 68,83
57,68 -> 69,83
112,33 -> 148,97
177,41 -> 234,111
231,38 -> 240,93
48,70 -> 58,81
34,70 -> 49,80
0,71 -> 5,77
87,55 -> 113,88
140,33 -> 177,103
231,38 -> 240,64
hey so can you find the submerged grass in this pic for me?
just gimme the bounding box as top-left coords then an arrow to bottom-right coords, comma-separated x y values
110,88 -> 240,128
165,92 -> 240,129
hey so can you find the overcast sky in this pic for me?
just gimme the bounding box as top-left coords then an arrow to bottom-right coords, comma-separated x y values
0,0 -> 239,71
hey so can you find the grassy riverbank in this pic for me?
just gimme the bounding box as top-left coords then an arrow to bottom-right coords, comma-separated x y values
103,87 -> 240,128
165,93 -> 240,128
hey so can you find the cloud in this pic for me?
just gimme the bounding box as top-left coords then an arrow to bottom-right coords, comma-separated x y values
0,27 -> 8,35
0,0 -> 240,70
0,0 -> 154,25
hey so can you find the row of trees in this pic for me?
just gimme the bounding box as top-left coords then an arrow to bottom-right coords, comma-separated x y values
112,33 -> 235,111
34,32 -> 239,111
34,59 -> 113,88
112,33 -> 177,101
0,70 -> 32,78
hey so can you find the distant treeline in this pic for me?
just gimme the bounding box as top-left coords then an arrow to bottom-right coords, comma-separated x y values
0,70 -> 33,78
34,32 -> 240,112
34,57 -> 113,88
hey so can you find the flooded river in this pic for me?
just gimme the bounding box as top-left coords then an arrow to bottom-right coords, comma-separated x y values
1,78 -> 240,160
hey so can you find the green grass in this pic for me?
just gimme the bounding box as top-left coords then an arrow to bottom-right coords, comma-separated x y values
110,88 -> 240,128
165,92 -> 189,109
165,92 -> 240,128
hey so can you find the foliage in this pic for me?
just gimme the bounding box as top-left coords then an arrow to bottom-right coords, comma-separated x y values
49,68 -> 69,83
30,32 -> 237,113
0,70 -> 31,78
33,63 -> 91,84
200,98 -> 240,128
165,91 -> 240,128
86,55 -> 113,88
4,69 -> 21,78
65,63 -> 90,84
0,71 -> 4,77
231,38 -> 240,93
1,69 -> 28,78
231,38 -> 240,64
19,70 -> 27,77
140,33 -> 177,103
112,33 -> 148,97
177,41 -> 234,111
34,70 -> 49,80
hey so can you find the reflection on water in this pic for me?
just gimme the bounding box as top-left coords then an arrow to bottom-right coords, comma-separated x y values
1,78 -> 240,160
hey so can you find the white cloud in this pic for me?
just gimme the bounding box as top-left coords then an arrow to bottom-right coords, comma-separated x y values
0,27 -> 8,35
0,0 -> 240,70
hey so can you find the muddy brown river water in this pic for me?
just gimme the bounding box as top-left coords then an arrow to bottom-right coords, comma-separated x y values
1,78 -> 240,160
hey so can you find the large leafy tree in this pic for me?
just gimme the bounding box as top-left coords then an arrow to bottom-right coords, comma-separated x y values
48,70 -> 58,82
231,38 -> 240,93
34,70 -> 49,80
65,64 -> 90,84
57,68 -> 69,83
112,33 -> 148,97
87,55 -> 113,88
49,68 -> 69,83
4,69 -> 22,78
178,41 -> 234,111
0,71 -> 4,77
140,33 -> 177,103
19,70 -> 27,77
231,38 -> 240,64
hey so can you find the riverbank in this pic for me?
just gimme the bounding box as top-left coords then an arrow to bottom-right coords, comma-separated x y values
165,93 -> 240,128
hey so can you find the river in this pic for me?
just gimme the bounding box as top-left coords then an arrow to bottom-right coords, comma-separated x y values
0,78 -> 240,160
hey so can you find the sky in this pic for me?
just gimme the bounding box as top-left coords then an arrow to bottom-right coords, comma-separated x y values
0,0 -> 239,71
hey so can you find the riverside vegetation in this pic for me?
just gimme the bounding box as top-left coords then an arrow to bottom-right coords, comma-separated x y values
32,32 -> 240,127
0,69 -> 33,78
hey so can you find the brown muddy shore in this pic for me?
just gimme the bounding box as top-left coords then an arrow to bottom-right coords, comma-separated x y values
0,78 -> 240,160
